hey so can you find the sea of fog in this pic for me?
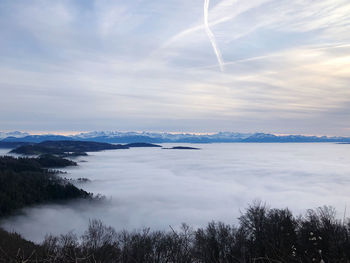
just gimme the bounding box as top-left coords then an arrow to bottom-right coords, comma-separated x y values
1,143 -> 350,243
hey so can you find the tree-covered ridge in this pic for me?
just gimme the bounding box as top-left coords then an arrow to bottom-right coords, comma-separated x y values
0,155 -> 77,172
10,140 -> 129,156
0,156 -> 91,218
163,146 -> 201,150
10,140 -> 161,156
0,141 -> 31,149
36,154 -> 78,168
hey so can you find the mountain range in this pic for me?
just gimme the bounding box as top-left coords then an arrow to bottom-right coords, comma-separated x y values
1,131 -> 350,143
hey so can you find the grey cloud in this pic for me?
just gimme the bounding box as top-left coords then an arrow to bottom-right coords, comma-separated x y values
0,0 -> 350,135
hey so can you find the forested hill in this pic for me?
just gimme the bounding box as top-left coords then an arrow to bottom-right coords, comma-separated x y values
0,156 -> 91,218
10,140 -> 129,156
9,140 -> 162,156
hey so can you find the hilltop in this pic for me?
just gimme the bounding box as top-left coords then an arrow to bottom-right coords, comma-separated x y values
10,140 -> 128,156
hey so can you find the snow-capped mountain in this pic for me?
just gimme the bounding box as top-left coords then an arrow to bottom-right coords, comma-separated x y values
0,131 -> 30,139
1,131 -> 350,143
72,131 -> 254,143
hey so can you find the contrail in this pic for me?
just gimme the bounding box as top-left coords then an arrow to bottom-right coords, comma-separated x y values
204,0 -> 224,71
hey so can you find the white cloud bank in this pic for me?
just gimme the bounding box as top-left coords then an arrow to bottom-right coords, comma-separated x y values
2,143 -> 350,242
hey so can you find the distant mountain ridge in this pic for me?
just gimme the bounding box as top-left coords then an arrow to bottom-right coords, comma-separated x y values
1,131 -> 350,143
0,131 -> 29,139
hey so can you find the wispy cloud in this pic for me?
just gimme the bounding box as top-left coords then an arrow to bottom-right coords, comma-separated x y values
204,0 -> 224,71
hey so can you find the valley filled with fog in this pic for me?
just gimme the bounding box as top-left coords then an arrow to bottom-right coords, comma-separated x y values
1,143 -> 350,243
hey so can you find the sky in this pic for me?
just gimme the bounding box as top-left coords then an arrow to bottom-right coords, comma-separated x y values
0,0 -> 350,135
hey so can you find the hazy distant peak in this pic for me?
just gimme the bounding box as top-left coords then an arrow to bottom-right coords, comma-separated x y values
73,131 -> 253,140
1,131 -> 350,143
0,131 -> 30,139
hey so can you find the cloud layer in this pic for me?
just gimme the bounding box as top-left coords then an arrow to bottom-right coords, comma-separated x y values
0,0 -> 350,135
2,143 -> 350,242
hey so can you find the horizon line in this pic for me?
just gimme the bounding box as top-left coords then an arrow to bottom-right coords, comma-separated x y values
1,130 -> 349,138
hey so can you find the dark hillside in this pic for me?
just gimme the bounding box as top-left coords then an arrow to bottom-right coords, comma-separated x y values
11,140 -> 129,156
0,141 -> 31,149
0,156 -> 90,217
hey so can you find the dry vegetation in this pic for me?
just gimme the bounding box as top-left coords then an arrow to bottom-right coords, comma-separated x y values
1,202 -> 350,263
